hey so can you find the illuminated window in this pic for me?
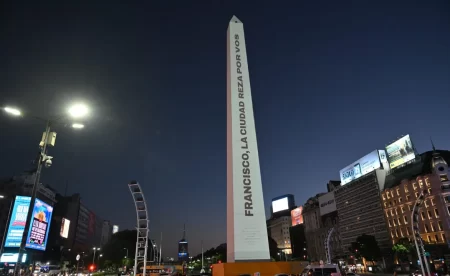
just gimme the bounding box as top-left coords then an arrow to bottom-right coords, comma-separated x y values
391,190 -> 394,198
385,211 -> 389,218
397,218 -> 401,225
435,209 -> 440,218
382,194 -> 386,201
394,200 -> 397,205
421,212 -> 425,220
413,182 -> 417,190
401,206 -> 405,213
431,223 -> 435,232
406,227 -> 410,235
428,188 -> 432,194
388,220 -> 392,227
400,228 -> 404,237
395,208 -> 398,215
425,224 -> 429,233
386,192 -> 390,199
408,204 -> 412,211
395,229 -> 399,237
391,231 -> 395,239
404,185 -> 409,193
425,200 -> 429,208
406,195 -> 410,201
435,234 -> 439,242
438,221 -> 443,231
428,210 -> 432,219
391,209 -> 394,216
419,180 -> 424,188
442,233 -> 446,243
384,202 -> 387,208
431,198 -> 436,206
441,175 -> 449,182
396,188 -> 400,196
393,219 -> 397,226
404,216 -> 408,224
425,178 -> 431,187
399,197 -> 403,203
427,236 -> 431,243
415,192 -> 419,198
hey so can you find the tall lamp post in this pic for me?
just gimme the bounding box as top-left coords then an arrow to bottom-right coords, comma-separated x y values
93,247 -> 101,265
0,195 -> 14,256
124,248 -> 129,259
3,103 -> 89,276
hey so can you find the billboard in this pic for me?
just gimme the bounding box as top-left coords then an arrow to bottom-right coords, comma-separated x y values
272,197 -> 289,213
291,207 -> 304,226
386,135 -> 415,169
112,225 -> 119,234
319,192 -> 336,216
340,150 -> 383,185
60,218 -> 70,238
25,198 -> 53,251
0,253 -> 27,263
4,196 -> 31,247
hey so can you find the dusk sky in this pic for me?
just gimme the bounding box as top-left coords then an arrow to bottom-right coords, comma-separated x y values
1,1 -> 449,257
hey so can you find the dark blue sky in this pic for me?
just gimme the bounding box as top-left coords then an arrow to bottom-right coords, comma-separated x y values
1,1 -> 449,257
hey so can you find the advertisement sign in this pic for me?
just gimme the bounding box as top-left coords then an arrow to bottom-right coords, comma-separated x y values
386,135 -> 415,169
112,225 -> 119,234
60,218 -> 70,238
0,253 -> 27,263
340,150 -> 382,185
319,192 -> 336,216
25,198 -> 53,251
378,150 -> 390,170
227,16 -> 270,261
291,207 -> 304,226
272,197 -> 289,213
4,196 -> 31,247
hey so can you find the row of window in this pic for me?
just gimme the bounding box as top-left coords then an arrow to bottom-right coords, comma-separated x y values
382,178 -> 431,201
386,208 -> 440,223
383,189 -> 433,208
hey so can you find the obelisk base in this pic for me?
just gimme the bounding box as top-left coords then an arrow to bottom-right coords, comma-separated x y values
212,261 -> 307,276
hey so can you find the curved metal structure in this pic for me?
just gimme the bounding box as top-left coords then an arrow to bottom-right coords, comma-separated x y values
324,227 -> 335,264
128,181 -> 149,276
410,189 -> 432,276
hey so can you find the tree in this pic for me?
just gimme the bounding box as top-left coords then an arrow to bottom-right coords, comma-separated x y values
349,234 -> 381,262
392,238 -> 414,262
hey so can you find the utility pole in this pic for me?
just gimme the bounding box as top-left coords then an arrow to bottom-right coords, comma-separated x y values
159,232 -> 163,265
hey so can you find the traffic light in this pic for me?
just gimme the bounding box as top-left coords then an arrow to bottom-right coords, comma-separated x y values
89,264 -> 96,271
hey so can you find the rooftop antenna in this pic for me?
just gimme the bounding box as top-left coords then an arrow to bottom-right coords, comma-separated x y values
430,137 -> 436,151
182,223 -> 186,240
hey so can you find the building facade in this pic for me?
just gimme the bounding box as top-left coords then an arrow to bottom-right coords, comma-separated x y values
267,216 -> 292,255
335,172 -> 392,257
302,194 -> 324,261
382,150 -> 450,250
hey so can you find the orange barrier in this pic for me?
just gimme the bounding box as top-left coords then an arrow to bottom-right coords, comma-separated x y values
212,261 -> 307,276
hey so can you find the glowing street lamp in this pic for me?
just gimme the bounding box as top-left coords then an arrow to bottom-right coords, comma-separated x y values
68,103 -> 89,118
3,107 -> 22,116
72,123 -> 85,129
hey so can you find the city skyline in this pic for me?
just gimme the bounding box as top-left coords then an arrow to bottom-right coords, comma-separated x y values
1,1 -> 450,257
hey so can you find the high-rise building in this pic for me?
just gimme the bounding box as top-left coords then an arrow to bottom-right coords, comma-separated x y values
381,149 -> 450,259
267,195 -> 296,256
177,224 -> 189,263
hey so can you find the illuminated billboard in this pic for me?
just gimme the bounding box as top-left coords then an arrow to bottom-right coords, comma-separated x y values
272,197 -> 289,213
291,207 -> 303,226
0,253 -> 27,263
25,198 -> 53,251
112,225 -> 119,234
5,196 -> 31,247
340,150 -> 383,185
319,192 -> 336,216
60,218 -> 70,238
386,135 -> 415,169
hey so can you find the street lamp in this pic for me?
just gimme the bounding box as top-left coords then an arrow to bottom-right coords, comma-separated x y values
3,107 -> 22,116
0,196 -> 14,256
124,248 -> 129,258
5,103 -> 90,276
93,247 -> 101,264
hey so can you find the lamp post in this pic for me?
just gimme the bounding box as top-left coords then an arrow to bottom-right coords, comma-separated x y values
124,248 -> 129,259
3,103 -> 90,276
93,247 -> 101,265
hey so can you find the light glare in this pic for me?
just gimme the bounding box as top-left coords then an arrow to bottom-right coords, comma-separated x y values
4,107 -> 22,116
68,103 -> 89,118
72,123 -> 85,129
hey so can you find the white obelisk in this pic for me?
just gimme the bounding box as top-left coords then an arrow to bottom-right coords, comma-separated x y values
227,15 -> 270,262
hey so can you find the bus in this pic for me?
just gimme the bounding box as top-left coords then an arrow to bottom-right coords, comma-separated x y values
137,265 -> 184,276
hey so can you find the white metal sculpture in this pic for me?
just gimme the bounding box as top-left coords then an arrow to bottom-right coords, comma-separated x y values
324,227 -> 335,264
128,181 -> 149,276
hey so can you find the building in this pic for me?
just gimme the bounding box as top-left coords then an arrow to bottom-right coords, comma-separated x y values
101,220 -> 113,246
335,172 -> 391,257
381,149 -> 450,258
290,206 -> 307,260
303,188 -> 343,262
267,194 -> 296,256
178,225 -> 189,263
267,216 -> 292,255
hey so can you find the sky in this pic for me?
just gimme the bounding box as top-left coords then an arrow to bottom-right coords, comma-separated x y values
1,1 -> 450,257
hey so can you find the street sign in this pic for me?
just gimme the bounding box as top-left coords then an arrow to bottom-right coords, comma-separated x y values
76,254 -> 80,261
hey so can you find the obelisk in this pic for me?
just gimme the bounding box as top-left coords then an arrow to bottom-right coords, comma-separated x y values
227,15 -> 270,262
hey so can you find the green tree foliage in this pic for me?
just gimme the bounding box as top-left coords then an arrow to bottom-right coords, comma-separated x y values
392,238 -> 414,262
349,234 -> 381,261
